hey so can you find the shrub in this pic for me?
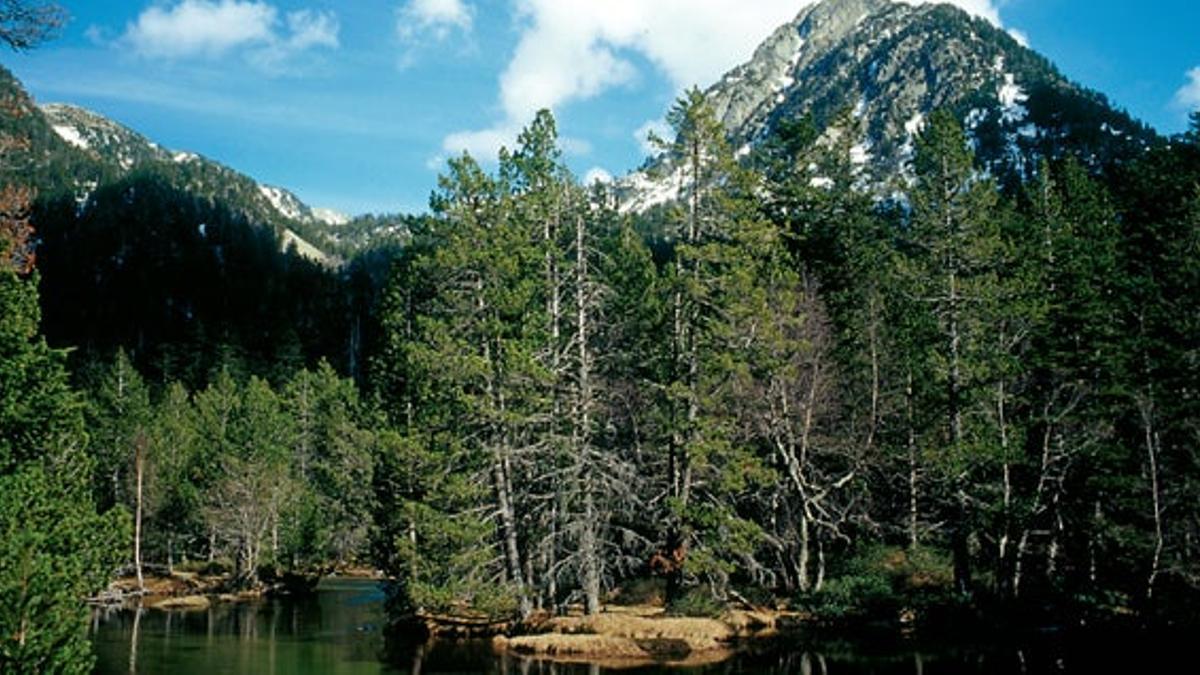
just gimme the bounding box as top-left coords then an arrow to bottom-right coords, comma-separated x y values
667,587 -> 725,618
613,577 -> 666,606
175,558 -> 232,576
796,545 -> 957,622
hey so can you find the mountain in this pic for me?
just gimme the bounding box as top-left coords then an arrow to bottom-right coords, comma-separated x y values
0,65 -> 377,384
620,0 -> 1157,211
39,102 -> 346,266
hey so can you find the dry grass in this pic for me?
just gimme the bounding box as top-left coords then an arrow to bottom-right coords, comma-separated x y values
147,595 -> 210,610
495,633 -> 734,669
496,604 -> 797,666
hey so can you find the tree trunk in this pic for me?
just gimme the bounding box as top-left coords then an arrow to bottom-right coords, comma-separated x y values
575,212 -> 602,615
1140,395 -> 1164,600
797,510 -> 811,592
134,434 -> 146,593
1013,416 -> 1055,597
492,449 -> 527,615
866,291 -> 881,450
906,369 -> 919,550
997,379 -> 1011,594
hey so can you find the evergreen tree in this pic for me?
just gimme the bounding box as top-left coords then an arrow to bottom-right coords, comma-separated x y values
0,270 -> 125,672
901,110 -> 1007,594
84,349 -> 153,587
650,89 -> 775,601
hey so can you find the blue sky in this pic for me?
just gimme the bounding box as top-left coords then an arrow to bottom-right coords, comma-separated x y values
3,0 -> 1198,216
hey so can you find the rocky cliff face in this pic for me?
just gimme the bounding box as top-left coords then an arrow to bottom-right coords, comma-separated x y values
621,0 -> 1156,211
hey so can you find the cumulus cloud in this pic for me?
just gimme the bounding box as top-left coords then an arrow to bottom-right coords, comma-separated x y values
397,0 -> 473,40
446,0 -> 1009,160
1175,67 -> 1200,111
121,0 -> 338,71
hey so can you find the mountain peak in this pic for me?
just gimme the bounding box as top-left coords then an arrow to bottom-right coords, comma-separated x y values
621,0 -> 1155,211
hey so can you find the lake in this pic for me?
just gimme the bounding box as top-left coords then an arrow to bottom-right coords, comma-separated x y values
90,579 -> 1192,674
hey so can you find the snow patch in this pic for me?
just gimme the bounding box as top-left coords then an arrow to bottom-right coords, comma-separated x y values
618,168 -> 684,214
998,74 -> 1029,124
52,125 -> 89,150
965,108 -> 988,130
809,176 -> 834,189
312,208 -> 350,226
259,185 -> 303,221
173,151 -> 199,163
850,140 -> 872,166
853,97 -> 868,119
899,113 -> 925,163
904,112 -> 925,136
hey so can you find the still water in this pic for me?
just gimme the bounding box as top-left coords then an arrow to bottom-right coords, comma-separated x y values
91,579 -> 1191,674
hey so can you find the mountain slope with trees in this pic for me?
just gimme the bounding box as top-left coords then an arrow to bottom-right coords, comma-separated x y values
1,1 -> 1199,670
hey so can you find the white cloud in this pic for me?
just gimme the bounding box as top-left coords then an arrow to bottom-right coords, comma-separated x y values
442,127 -> 515,159
440,125 -> 590,163
398,0 -> 473,40
1175,67 -> 1200,111
121,1 -> 338,70
396,0 -> 475,70
124,0 -> 275,57
1007,28 -> 1029,48
285,10 -> 340,51
447,0 -> 1009,160
635,119 -> 671,156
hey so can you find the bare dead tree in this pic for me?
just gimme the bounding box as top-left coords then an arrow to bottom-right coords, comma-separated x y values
0,1 -> 66,51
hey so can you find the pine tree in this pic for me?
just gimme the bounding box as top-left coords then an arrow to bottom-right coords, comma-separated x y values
649,89 -> 775,601
84,349 -> 153,588
283,362 -> 373,568
1,270 -> 126,672
901,109 -> 1007,594
148,381 -> 198,571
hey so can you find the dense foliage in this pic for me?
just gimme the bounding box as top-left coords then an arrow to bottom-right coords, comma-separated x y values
1,36 -> 1199,672
366,101 -> 1200,624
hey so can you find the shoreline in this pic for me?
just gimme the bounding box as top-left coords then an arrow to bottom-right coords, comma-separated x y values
89,568 -> 382,611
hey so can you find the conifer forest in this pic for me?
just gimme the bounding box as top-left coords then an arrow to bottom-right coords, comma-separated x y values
2,1 -> 1199,672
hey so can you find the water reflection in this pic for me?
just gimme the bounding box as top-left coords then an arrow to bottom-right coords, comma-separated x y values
92,578 -> 394,674
91,583 -> 1192,674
